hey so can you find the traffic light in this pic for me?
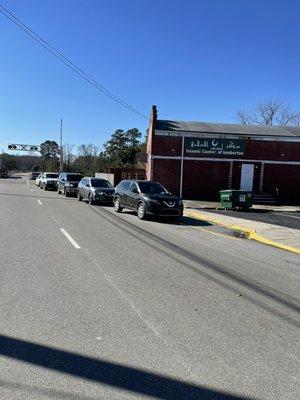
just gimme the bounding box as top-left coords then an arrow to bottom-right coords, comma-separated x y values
7,144 -> 40,151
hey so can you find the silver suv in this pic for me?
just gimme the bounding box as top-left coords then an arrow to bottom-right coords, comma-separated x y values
77,177 -> 114,205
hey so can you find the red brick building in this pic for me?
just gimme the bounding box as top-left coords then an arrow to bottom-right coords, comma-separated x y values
146,106 -> 300,204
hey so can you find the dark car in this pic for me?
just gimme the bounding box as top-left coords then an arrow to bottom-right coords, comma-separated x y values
77,177 -> 115,205
29,172 -> 40,180
113,180 -> 184,220
57,172 -> 83,196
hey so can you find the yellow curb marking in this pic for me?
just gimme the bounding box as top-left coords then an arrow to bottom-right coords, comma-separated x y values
184,210 -> 300,254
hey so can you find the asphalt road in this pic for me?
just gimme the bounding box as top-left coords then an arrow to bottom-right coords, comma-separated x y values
205,209 -> 300,230
0,175 -> 299,400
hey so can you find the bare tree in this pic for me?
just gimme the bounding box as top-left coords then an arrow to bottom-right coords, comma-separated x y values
236,109 -> 255,125
63,143 -> 75,170
74,144 -> 99,175
237,98 -> 300,126
77,143 -> 99,158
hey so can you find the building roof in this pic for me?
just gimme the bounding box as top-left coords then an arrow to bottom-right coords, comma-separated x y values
155,120 -> 300,137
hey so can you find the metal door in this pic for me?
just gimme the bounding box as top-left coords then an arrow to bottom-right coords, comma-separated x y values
240,164 -> 254,191
128,182 -> 139,209
82,179 -> 89,199
121,181 -> 131,206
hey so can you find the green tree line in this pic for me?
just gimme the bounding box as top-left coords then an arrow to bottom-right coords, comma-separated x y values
1,128 -> 147,175
61,128 -> 146,176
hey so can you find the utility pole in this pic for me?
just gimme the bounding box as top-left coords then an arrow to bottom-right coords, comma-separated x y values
0,149 -> 3,176
59,118 -> 63,172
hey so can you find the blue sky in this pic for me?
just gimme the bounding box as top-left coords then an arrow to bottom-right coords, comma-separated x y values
1,0 -> 300,152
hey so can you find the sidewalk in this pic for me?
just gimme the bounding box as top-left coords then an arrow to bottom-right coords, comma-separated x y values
184,200 -> 300,212
184,208 -> 300,254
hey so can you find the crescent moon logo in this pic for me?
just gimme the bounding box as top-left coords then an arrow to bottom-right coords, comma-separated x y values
212,139 -> 218,146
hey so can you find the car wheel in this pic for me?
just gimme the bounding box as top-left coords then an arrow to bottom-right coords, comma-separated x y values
114,197 -> 123,213
137,202 -> 147,220
77,192 -> 82,201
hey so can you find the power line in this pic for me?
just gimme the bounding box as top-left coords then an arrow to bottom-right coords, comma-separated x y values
0,3 -> 149,120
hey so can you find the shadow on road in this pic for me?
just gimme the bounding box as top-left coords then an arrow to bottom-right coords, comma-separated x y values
179,216 -> 212,227
155,215 -> 212,227
0,334 -> 251,400
114,211 -> 212,227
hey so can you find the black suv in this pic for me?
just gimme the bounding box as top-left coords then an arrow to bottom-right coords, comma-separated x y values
113,180 -> 183,220
29,172 -> 40,180
57,172 -> 83,196
77,177 -> 115,205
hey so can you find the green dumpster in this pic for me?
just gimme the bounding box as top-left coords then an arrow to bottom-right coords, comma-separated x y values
220,190 -> 252,210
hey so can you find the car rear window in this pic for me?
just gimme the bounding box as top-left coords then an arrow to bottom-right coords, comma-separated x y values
46,173 -> 59,178
66,174 -> 82,181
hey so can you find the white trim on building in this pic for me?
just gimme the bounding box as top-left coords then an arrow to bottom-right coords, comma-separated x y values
155,129 -> 300,142
150,155 -> 300,165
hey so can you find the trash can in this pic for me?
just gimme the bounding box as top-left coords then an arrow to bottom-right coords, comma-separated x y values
220,190 -> 252,210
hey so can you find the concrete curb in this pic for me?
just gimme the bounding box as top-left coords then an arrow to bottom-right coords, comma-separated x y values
185,206 -> 217,210
184,210 -> 300,255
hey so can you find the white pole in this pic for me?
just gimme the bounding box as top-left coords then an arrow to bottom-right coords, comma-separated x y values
59,118 -> 63,172
179,133 -> 185,197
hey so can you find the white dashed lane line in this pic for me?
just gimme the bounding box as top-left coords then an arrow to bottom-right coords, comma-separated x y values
60,228 -> 81,249
50,216 -> 60,225
37,199 -> 42,205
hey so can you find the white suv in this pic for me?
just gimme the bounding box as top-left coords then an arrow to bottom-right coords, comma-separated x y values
40,172 -> 59,190
35,174 -> 43,187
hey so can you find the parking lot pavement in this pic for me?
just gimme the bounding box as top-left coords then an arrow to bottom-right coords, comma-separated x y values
205,209 -> 300,230
185,209 -> 300,252
0,176 -> 300,400
184,199 -> 300,214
